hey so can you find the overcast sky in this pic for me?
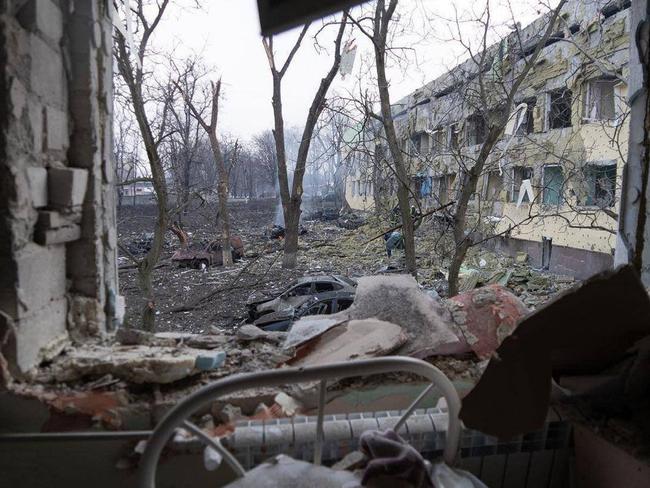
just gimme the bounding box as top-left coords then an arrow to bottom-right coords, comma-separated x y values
151,0 -> 552,141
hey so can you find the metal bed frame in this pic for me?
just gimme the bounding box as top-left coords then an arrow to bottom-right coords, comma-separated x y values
139,356 -> 463,488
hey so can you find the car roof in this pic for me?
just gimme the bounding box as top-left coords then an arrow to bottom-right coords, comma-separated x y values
292,275 -> 356,286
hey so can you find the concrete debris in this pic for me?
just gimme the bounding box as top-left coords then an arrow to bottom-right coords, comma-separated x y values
116,327 -> 177,347
321,275 -> 464,358
236,324 -> 286,344
287,318 -> 407,367
446,284 -> 529,359
41,345 -> 220,384
283,316 -> 347,350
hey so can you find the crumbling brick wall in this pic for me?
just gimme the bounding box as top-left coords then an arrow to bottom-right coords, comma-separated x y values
0,1 -> 119,381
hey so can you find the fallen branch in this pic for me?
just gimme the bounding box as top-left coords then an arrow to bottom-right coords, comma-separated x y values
363,201 -> 456,244
171,252 -> 279,312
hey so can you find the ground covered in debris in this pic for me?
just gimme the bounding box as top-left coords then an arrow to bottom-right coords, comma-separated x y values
117,200 -> 576,334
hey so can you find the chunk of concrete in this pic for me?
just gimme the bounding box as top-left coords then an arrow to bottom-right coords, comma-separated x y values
48,167 -> 88,209
46,345 -> 209,384
446,284 -> 529,359
237,324 -> 286,344
322,275 -> 463,358
288,318 -> 407,367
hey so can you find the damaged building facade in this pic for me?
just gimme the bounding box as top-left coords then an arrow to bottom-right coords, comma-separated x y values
345,0 -> 631,278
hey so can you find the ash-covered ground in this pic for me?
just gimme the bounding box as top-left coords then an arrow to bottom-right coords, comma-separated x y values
117,199 -> 575,333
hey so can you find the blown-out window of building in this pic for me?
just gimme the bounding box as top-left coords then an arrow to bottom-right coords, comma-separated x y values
582,164 -> 617,207
351,180 -> 357,197
542,165 -> 564,205
484,171 -> 503,201
510,166 -> 534,203
548,88 -> 572,129
432,128 -> 445,154
448,123 -> 460,150
516,98 -> 536,135
583,78 -> 616,121
466,114 -> 486,146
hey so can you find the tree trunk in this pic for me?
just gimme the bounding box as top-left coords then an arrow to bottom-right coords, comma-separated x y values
209,132 -> 233,266
373,1 -> 417,276
283,204 -> 300,267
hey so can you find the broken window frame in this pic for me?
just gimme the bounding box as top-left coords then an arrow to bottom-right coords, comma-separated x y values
582,78 -> 617,122
542,164 -> 565,205
431,127 -> 446,154
579,163 -> 617,208
515,97 -> 537,136
483,170 -> 504,201
510,166 -> 535,203
547,88 -> 573,130
448,123 -> 460,150
466,113 -> 487,146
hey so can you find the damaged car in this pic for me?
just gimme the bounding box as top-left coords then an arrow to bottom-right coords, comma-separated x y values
171,236 -> 244,269
254,290 -> 355,331
246,275 -> 356,320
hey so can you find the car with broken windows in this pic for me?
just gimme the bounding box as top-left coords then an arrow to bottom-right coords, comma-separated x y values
246,275 -> 357,321
253,290 -> 355,331
171,236 -> 244,269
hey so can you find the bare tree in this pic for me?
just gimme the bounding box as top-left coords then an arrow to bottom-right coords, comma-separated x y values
113,0 -> 175,330
262,16 -> 348,268
176,73 -> 233,266
347,0 -> 419,275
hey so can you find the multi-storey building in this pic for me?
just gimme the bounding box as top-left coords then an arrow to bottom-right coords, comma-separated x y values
345,0 -> 631,278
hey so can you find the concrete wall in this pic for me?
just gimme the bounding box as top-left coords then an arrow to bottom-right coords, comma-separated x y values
0,1 -> 119,380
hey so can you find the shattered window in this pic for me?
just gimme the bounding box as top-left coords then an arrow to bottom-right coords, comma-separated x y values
582,164 -> 617,207
484,171 -> 503,201
510,166 -> 534,202
548,88 -> 572,129
314,282 -> 339,293
448,123 -> 460,150
516,98 -> 536,135
336,298 -> 354,312
583,79 -> 616,121
542,165 -> 564,205
432,128 -> 446,153
466,114 -> 486,146
287,284 -> 312,297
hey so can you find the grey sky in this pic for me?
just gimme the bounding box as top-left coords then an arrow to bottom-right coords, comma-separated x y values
153,0 -> 551,140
